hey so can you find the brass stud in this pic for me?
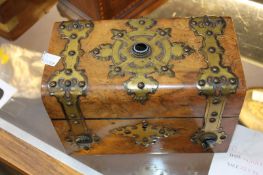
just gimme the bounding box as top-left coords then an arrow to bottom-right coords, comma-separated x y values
217,20 -> 224,24
212,98 -> 221,104
78,81 -> 86,87
213,77 -> 220,84
142,121 -> 148,128
66,101 -> 72,106
159,128 -> 165,134
161,66 -> 168,72
204,21 -> 210,26
124,130 -> 131,134
75,135 -> 93,144
93,48 -> 100,54
65,69 -> 72,75
137,82 -> 145,89
73,23 -> 78,28
83,146 -> 90,150
184,46 -> 191,52
65,91 -> 70,98
65,80 -> 71,87
73,120 -> 79,124
198,79 -> 206,86
151,135 -> 157,139
220,135 -> 226,140
70,114 -> 76,118
86,23 -> 93,28
198,91 -> 204,96
229,78 -> 237,85
209,118 -> 216,123
93,135 -> 100,142
142,137 -> 148,142
211,111 -> 218,117
117,33 -> 123,37
68,50 -> 76,56
139,20 -> 145,25
116,128 -> 122,131
160,31 -> 166,36
211,66 -> 219,73
208,47 -> 216,53
49,81 -> 57,87
114,66 -> 121,72
206,30 -> 213,36
60,24 -> 65,29
191,21 -> 197,25
70,33 -> 77,39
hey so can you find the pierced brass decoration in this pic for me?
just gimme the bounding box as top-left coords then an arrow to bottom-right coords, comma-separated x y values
111,121 -> 177,147
48,21 -> 99,150
91,18 -> 194,103
189,16 -> 238,150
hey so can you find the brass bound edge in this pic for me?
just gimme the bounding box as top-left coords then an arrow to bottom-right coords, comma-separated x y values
189,16 -> 238,150
48,21 -> 99,150
91,18 -> 194,103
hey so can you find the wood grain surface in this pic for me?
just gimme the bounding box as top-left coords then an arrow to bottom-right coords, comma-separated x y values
42,17 -> 246,119
0,129 -> 82,175
0,0 -> 56,40
65,0 -> 167,19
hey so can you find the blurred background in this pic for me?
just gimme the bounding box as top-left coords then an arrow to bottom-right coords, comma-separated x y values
0,0 -> 262,174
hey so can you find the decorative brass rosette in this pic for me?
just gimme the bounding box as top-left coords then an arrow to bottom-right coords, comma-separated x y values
91,18 -> 194,103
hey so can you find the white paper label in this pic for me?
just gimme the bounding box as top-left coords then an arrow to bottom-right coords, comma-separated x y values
41,51 -> 61,66
0,79 -> 17,109
209,125 -> 263,175
252,90 -> 263,103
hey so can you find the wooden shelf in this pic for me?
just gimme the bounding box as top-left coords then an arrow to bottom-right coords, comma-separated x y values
0,128 -> 81,175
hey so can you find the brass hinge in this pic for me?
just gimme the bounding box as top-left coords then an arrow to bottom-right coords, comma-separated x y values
189,16 -> 238,150
48,21 -> 100,150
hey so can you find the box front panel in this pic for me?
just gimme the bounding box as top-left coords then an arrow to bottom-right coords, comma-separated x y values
52,117 -> 238,154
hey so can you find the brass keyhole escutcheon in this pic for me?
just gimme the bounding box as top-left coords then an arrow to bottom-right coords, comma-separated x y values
131,42 -> 151,58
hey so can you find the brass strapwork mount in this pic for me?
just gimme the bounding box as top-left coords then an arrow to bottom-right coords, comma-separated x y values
91,18 -> 194,103
111,120 -> 178,147
48,21 -> 100,150
189,16 -> 238,150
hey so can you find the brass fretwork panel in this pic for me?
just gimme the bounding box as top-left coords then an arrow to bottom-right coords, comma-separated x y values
91,18 -> 194,103
111,121 -> 178,147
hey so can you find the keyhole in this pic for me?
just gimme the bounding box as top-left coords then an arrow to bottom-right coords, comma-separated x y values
131,43 -> 151,58
134,43 -> 148,53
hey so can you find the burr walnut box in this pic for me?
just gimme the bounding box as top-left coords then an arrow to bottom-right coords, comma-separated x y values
41,16 -> 246,154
